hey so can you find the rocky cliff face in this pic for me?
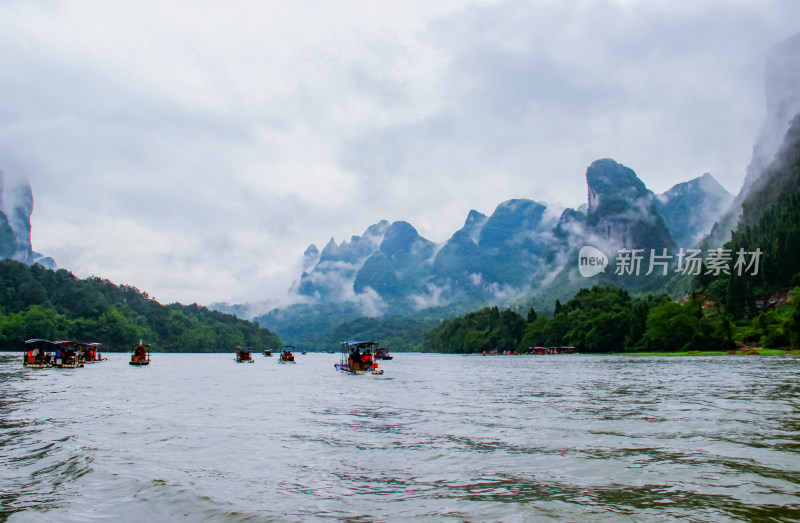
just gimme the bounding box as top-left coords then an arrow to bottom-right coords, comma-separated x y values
429,199 -> 559,304
293,196 -> 562,311
584,158 -> 676,254
296,220 -> 389,300
0,169 -> 54,268
353,221 -> 436,300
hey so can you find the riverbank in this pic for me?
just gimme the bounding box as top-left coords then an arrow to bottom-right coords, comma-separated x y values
623,348 -> 799,357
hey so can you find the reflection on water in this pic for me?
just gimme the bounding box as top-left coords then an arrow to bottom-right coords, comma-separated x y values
1,352 -> 798,521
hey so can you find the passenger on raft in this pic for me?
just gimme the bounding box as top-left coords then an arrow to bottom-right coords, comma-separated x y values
132,345 -> 148,364
349,346 -> 363,371
27,346 -> 50,365
361,349 -> 373,369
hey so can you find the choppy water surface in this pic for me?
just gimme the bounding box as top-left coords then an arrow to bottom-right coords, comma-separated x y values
1,352 -> 798,522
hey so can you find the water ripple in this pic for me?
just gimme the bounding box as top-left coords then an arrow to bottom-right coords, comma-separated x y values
1,352 -> 799,521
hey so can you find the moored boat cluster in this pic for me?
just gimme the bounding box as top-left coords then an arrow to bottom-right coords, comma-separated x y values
22,339 -> 105,368
22,339 -> 151,368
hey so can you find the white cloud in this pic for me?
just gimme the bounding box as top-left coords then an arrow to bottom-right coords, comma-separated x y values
0,0 -> 797,305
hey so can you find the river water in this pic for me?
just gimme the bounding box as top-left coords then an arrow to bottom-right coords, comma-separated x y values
1,352 -> 798,522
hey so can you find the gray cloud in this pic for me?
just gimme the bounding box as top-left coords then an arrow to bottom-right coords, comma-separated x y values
0,0 -> 797,305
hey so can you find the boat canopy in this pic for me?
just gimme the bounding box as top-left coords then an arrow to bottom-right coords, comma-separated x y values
76,342 -> 103,348
340,340 -> 378,355
24,339 -> 56,350
342,340 -> 377,347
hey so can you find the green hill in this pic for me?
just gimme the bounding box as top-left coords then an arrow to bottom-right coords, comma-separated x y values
0,259 -> 281,352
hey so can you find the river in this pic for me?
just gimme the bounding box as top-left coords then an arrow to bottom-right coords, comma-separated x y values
1,352 -> 798,522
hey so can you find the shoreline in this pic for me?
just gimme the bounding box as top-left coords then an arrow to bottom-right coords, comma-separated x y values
620,348 -> 799,357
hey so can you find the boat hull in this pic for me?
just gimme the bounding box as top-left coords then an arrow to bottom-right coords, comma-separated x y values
23,362 -> 52,369
334,363 -> 383,375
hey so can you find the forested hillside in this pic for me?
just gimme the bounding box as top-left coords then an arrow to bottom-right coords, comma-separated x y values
0,260 -> 282,352
701,114 -> 800,317
423,285 -> 799,353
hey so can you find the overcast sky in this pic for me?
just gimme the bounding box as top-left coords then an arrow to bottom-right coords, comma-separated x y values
1,0 -> 798,307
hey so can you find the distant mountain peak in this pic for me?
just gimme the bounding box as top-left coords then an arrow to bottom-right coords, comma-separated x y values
379,221 -> 435,261
655,173 -> 734,248
458,210 -> 487,243
586,158 -> 650,212
0,168 -> 54,267
583,159 -> 675,253
302,244 -> 320,271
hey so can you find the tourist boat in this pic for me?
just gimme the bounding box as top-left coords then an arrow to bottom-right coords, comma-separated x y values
375,347 -> 393,360
130,342 -> 151,366
334,340 -> 383,375
263,349 -> 273,357
235,346 -> 255,363
527,346 -> 575,355
278,345 -> 295,363
23,339 -> 54,368
52,340 -> 84,368
76,342 -> 106,363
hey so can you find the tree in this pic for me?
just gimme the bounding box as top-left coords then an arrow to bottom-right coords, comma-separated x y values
645,301 -> 699,351
786,291 -> 800,350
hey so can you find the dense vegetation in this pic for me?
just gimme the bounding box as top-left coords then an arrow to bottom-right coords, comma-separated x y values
423,284 -> 799,353
0,259 -> 282,352
689,113 -> 800,346
423,305 -> 527,353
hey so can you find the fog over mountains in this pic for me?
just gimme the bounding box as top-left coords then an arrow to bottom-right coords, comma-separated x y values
705,32 -> 800,248
227,32 -> 800,344
238,149 -> 743,348
0,170 -> 54,269
270,160 -> 732,317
